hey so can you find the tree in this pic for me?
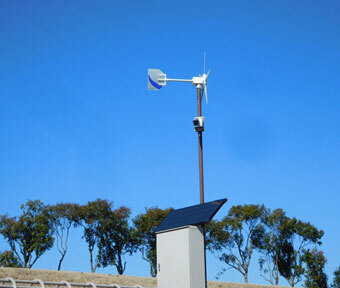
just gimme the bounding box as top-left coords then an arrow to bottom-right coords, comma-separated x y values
79,199 -> 112,273
254,208 -> 292,286
0,200 -> 54,268
0,251 -> 22,268
207,204 -> 266,283
331,265 -> 340,288
277,218 -> 324,287
301,248 -> 327,288
49,203 -> 81,271
97,206 -> 137,275
133,207 -> 173,277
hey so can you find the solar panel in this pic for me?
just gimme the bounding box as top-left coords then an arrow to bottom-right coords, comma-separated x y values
155,198 -> 227,233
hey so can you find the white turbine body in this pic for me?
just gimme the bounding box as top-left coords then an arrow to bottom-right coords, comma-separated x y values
148,54 -> 210,104
192,70 -> 210,104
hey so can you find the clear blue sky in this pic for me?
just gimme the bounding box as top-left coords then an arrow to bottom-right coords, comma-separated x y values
1,0 -> 339,286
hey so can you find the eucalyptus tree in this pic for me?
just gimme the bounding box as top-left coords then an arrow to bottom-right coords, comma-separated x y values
0,250 -> 22,268
49,203 -> 81,270
207,204 -> 266,283
301,247 -> 328,288
254,208 -> 324,287
79,199 -> 112,273
133,207 -> 173,277
97,206 -> 137,275
254,208 -> 292,286
331,265 -> 340,288
0,200 -> 54,268
276,218 -> 324,287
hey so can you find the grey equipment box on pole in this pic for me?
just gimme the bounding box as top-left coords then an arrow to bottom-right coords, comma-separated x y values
155,199 -> 227,288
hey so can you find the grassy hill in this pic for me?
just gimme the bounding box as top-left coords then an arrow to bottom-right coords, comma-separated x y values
0,268 -> 290,288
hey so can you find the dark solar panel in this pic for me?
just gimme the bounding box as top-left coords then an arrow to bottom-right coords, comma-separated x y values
155,198 -> 227,233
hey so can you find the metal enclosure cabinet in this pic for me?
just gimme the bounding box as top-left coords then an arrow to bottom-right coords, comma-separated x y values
155,199 -> 227,288
156,225 -> 205,288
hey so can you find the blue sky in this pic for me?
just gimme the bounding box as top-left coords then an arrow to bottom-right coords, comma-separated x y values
0,0 -> 339,286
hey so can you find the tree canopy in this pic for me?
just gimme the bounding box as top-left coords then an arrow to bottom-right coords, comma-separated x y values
254,208 -> 294,286
331,266 -> 340,288
133,207 -> 173,277
0,198 -> 329,286
277,218 -> 324,287
49,203 -> 81,270
78,199 -> 112,273
207,204 -> 266,283
0,251 -> 22,268
0,200 -> 54,268
97,206 -> 137,275
301,247 -> 328,288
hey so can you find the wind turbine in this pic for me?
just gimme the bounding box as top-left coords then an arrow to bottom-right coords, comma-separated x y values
148,55 -> 210,204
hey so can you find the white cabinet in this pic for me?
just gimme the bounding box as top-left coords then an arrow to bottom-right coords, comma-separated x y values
156,225 -> 205,288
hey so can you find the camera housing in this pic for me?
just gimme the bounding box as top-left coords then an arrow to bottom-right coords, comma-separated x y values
193,116 -> 204,132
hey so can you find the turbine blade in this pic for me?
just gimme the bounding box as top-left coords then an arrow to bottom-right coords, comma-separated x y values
206,69 -> 211,77
204,85 -> 208,104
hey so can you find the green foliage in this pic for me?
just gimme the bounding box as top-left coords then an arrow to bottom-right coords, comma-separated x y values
79,199 -> 112,273
276,218 -> 324,287
78,199 -> 136,274
331,266 -> 340,288
0,198 -> 327,283
301,248 -> 327,288
133,207 -> 173,277
0,200 -> 54,268
97,206 -> 137,275
49,203 -> 81,270
254,208 -> 293,286
207,204 -> 266,283
0,250 -> 22,268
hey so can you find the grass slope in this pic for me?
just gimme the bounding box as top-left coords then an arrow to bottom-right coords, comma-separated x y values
0,268 -> 290,288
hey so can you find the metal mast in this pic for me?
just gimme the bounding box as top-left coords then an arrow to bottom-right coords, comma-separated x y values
196,85 -> 204,203
147,63 -> 210,203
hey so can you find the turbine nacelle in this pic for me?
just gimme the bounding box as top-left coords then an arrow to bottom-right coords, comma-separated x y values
192,76 -> 205,86
148,54 -> 210,104
192,70 -> 210,104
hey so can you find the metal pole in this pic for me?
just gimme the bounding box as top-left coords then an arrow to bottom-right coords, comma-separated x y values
197,85 -> 204,204
196,85 -> 207,288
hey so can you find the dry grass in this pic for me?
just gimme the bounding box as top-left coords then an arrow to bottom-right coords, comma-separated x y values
0,268 -> 156,287
0,268 -> 291,288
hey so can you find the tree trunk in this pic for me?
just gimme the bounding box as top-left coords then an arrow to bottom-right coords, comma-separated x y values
24,254 -> 29,268
117,255 -> 123,275
150,264 -> 156,277
244,273 -> 248,283
58,252 -> 66,271
90,250 -> 95,273
152,258 -> 157,277
116,254 -> 126,275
